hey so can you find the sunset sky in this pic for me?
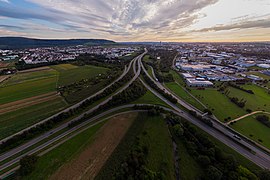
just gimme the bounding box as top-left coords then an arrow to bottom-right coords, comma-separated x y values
0,0 -> 269,42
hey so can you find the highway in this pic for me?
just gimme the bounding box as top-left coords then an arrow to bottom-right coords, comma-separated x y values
1,48 -> 270,177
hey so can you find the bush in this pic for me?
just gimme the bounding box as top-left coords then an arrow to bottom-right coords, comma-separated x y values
205,166 -> 223,180
18,155 -> 38,176
256,115 -> 270,128
198,155 -> 211,167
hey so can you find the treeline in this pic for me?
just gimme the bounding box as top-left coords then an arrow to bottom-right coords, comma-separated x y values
75,53 -> 125,67
256,115 -> 270,128
223,90 -> 247,108
166,114 -> 266,180
15,59 -> 76,71
0,70 -> 134,153
142,71 -> 177,104
228,97 -> 246,108
68,80 -> 147,128
228,82 -> 254,94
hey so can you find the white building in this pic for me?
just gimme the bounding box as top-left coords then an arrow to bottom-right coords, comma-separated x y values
186,78 -> 213,87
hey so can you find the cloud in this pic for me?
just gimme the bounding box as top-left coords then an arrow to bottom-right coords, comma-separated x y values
0,0 -> 10,3
20,0 -> 218,39
196,15 -> 270,32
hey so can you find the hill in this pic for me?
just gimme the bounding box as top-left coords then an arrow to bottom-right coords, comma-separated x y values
0,37 -> 115,49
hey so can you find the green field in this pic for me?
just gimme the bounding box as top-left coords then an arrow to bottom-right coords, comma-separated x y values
147,66 -> 155,79
138,114 -> 175,179
170,70 -> 186,86
133,90 -> 170,108
97,113 -> 175,179
0,98 -> 67,140
1,69 -> 58,87
228,84 -> 270,112
190,88 -> 246,121
52,64 -> 109,86
165,82 -> 205,111
176,139 -> 204,179
230,114 -> 270,149
0,77 -> 57,105
23,121 -> 106,180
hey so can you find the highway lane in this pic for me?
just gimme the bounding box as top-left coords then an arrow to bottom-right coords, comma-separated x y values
0,55 -> 137,144
0,51 -> 147,164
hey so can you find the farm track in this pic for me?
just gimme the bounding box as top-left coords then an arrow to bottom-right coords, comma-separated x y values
0,92 -> 59,114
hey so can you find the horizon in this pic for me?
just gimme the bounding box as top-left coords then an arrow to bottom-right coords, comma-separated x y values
0,0 -> 270,42
1,36 -> 270,43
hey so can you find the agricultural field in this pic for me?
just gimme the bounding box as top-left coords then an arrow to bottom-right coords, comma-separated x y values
51,64 -> 109,86
165,82 -> 205,111
230,113 -> 270,149
227,84 -> 270,112
0,69 -> 58,105
1,68 -> 57,87
23,112 -> 137,180
0,97 -> 67,140
97,113 -> 175,179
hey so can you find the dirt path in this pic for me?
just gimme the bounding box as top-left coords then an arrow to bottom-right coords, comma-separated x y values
227,111 -> 270,125
18,66 -> 51,73
0,92 -> 58,114
50,112 -> 138,180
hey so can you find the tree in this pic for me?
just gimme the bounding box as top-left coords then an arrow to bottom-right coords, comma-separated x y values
258,170 -> 270,180
205,166 -> 223,180
237,165 -> 258,180
173,124 -> 184,137
198,155 -> 211,167
19,155 -> 38,176
203,109 -> 212,116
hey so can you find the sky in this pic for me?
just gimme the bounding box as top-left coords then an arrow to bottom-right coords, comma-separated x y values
0,0 -> 269,42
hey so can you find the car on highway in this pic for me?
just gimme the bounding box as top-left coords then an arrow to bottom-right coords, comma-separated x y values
233,134 -> 241,141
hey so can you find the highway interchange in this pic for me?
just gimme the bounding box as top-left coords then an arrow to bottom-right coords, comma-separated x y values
0,49 -> 270,178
